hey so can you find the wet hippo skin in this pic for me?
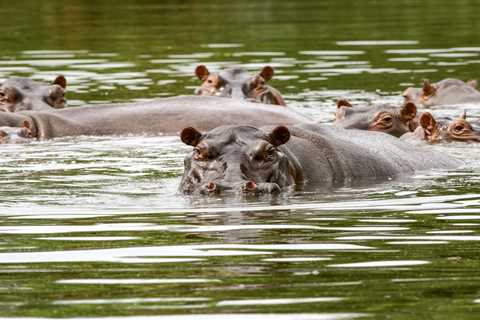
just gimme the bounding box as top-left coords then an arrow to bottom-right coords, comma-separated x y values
0,96 -> 311,142
0,75 -> 67,112
179,123 -> 461,194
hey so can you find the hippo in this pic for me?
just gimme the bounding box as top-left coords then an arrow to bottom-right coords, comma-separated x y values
0,120 -> 32,144
179,123 -> 460,194
403,78 -> 480,107
402,111 -> 480,143
0,96 -> 311,143
334,99 -> 417,137
194,65 -> 286,106
0,75 -> 67,112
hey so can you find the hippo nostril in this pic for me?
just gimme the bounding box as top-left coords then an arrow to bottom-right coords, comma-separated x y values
206,182 -> 217,192
244,180 -> 257,192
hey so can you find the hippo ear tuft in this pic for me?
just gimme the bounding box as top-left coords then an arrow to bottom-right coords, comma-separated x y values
181,127 -> 202,146
195,65 -> 210,81
260,66 -> 274,81
419,112 -> 436,129
422,80 -> 435,96
336,99 -> 352,108
53,75 -> 67,89
401,102 -> 417,121
268,125 -> 290,146
461,110 -> 467,120
467,79 -> 477,88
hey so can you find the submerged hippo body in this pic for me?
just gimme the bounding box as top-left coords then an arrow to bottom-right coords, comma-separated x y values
403,78 -> 480,107
0,96 -> 311,142
179,123 -> 460,194
0,75 -> 67,112
334,99 -> 417,137
195,65 -> 286,106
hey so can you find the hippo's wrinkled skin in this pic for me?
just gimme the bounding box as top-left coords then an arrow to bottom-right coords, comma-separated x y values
402,111 -> 480,143
194,65 -> 286,106
403,78 -> 480,107
334,99 -> 417,137
179,123 -> 460,195
0,96 -> 310,141
0,75 -> 67,112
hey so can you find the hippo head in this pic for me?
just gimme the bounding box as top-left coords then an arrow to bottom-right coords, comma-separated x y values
403,78 -> 478,107
0,120 -> 33,144
0,75 -> 67,112
179,125 -> 297,195
418,111 -> 480,143
194,65 -> 286,106
335,99 -> 417,137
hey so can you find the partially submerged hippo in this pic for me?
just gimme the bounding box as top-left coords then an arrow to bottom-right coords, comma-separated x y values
0,75 -> 67,112
0,96 -> 310,143
0,121 -> 32,144
403,78 -> 480,107
334,99 -> 417,137
179,123 -> 460,194
403,111 -> 480,143
194,65 -> 286,106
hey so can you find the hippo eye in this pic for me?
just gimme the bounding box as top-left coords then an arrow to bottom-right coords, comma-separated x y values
382,115 -> 393,122
454,125 -> 464,131
207,79 -> 213,84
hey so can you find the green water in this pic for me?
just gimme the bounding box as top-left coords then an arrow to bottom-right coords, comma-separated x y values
1,1 -> 480,319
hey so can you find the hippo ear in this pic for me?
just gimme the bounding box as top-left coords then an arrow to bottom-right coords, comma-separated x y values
419,112 -> 436,130
0,130 -> 6,138
52,75 -> 67,89
195,65 -> 210,81
181,127 -> 202,146
268,126 -> 290,146
467,79 -> 477,88
422,80 -> 436,96
461,110 -> 467,120
400,102 -> 417,122
336,99 -> 352,108
259,66 -> 274,81
22,120 -> 31,129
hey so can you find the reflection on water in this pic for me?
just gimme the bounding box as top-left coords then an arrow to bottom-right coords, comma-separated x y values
1,0 -> 480,319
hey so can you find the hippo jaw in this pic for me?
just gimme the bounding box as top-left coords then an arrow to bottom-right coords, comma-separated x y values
179,125 -> 296,195
194,65 -> 285,106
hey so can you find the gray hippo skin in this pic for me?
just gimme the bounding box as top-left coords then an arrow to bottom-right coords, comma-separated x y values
334,99 -> 417,137
403,78 -> 480,107
402,111 -> 480,143
0,96 -> 311,142
195,65 -> 286,106
0,75 -> 67,112
179,123 -> 460,194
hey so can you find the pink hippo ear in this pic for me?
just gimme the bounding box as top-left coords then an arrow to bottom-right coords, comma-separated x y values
422,80 -> 436,96
22,120 -> 31,129
419,112 -> 436,130
336,99 -> 352,108
259,66 -> 274,81
0,130 -> 7,138
195,65 -> 210,81
268,125 -> 290,146
467,79 -> 477,88
52,75 -> 67,89
181,127 -> 202,146
400,102 -> 417,122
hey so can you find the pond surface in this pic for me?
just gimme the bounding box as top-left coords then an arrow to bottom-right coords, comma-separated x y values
1,1 -> 480,319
